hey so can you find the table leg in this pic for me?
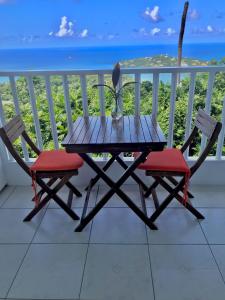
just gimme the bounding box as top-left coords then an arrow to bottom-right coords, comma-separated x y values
76,150 -> 157,231
84,153 -> 119,191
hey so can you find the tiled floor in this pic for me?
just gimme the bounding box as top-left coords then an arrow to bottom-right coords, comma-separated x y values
0,184 -> 225,299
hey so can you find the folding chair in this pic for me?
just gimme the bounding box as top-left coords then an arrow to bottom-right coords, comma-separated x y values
137,109 -> 222,226
0,115 -> 83,222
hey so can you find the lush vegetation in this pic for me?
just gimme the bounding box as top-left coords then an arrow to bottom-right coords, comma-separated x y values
0,56 -> 225,157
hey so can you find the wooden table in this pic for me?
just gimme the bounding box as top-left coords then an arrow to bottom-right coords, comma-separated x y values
62,115 -> 166,231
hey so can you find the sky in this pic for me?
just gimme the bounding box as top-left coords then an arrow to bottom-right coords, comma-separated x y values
0,0 -> 225,48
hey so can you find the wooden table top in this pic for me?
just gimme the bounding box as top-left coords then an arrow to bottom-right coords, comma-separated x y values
62,115 -> 167,153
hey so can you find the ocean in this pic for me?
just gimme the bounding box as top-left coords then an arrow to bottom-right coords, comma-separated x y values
0,43 -> 225,71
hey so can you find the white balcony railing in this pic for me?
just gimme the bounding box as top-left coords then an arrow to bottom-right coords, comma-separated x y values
0,65 -> 225,163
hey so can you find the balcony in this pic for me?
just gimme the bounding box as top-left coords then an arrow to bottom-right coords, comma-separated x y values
0,65 -> 225,299
0,65 -> 225,186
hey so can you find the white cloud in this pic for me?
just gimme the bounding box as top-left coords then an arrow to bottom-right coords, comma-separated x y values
144,6 -> 160,22
151,27 -> 160,36
166,27 -> 176,36
55,16 -> 74,37
139,27 -> 148,36
207,25 -> 213,32
190,9 -> 199,20
108,34 -> 115,40
48,31 -> 53,36
80,29 -> 88,38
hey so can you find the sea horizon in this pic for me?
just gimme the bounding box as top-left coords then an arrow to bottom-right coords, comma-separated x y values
0,42 -> 224,71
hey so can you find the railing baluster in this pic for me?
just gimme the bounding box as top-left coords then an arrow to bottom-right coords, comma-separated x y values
9,75 -> 29,161
45,75 -> 59,149
152,72 -> 159,121
62,75 -> 73,133
134,73 -> 141,116
216,96 -> 225,159
80,74 -> 89,117
167,72 -> 177,147
200,71 -> 216,152
184,72 -> 196,159
27,76 -> 43,150
118,76 -> 123,112
0,93 -> 11,161
0,94 -> 6,126
98,74 -> 105,116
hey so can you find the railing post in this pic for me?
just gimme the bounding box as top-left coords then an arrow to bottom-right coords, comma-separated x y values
200,71 -> 216,152
134,73 -> 141,116
9,75 -> 30,161
98,74 -> 105,116
80,75 -> 89,117
184,72 -> 196,159
45,75 -> 59,149
27,76 -> 43,150
62,75 -> 73,134
216,96 -> 225,159
167,72 -> 177,148
152,72 -> 159,121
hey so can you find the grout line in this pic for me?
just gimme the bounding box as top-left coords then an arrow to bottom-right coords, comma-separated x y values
145,226 -> 156,300
5,208 -> 48,299
77,185 -> 99,300
198,220 -> 225,286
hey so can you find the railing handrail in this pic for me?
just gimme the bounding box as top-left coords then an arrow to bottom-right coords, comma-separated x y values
0,64 -> 225,162
0,65 -> 225,77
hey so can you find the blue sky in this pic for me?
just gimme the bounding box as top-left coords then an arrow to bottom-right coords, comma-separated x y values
0,0 -> 225,48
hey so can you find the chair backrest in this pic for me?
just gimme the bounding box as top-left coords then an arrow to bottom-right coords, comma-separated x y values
181,109 -> 222,175
0,115 -> 40,175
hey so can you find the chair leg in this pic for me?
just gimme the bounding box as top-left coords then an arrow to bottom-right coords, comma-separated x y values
67,189 -> 73,208
152,177 -> 205,221
152,188 -> 160,209
167,176 -> 194,199
53,194 -> 79,220
175,195 -> 205,219
24,196 -> 50,221
149,192 -> 175,223
144,179 -> 160,198
31,178 -> 57,202
26,176 -> 80,221
66,181 -> 82,197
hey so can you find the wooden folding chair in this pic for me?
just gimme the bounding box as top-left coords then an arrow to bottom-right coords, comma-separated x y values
0,115 -> 83,222
137,109 -> 222,226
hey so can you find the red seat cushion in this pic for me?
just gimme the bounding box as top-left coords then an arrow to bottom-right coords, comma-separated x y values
137,148 -> 189,173
30,150 -> 83,172
136,148 -> 190,204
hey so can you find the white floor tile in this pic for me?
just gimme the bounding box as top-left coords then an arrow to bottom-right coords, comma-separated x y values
211,245 -> 225,280
0,244 -> 28,298
48,185 -> 97,208
34,208 -> 91,243
150,244 -> 225,300
147,208 -> 207,244
90,208 -> 147,244
190,185 -> 225,207
2,186 -> 36,209
0,209 -> 45,243
0,186 -> 15,208
8,244 -> 87,299
200,208 -> 225,244
97,184 -> 144,208
81,244 -> 154,300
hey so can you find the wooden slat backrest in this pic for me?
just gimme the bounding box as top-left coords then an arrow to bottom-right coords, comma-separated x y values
195,109 -> 217,139
3,115 -> 25,143
0,115 -> 41,176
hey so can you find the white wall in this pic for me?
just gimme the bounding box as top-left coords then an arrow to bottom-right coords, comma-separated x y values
3,158 -> 225,187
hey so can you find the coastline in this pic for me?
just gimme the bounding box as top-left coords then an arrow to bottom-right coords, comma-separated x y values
0,43 -> 224,71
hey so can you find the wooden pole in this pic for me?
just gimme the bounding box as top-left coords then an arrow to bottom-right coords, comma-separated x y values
178,1 -> 189,82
